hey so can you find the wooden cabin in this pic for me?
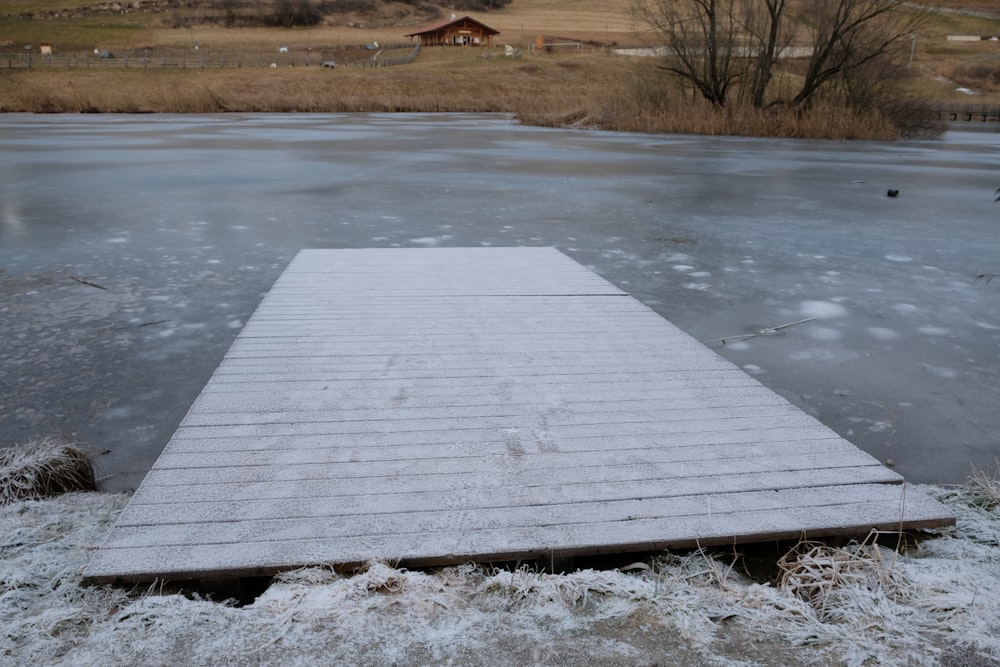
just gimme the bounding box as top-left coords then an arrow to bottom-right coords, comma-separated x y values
405,16 -> 499,47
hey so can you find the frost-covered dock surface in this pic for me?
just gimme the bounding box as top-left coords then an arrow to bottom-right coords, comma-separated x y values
84,248 -> 953,583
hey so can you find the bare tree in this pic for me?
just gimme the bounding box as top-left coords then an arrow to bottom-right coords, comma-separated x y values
741,0 -> 788,108
790,0 -> 927,108
634,0 -> 750,107
636,0 -> 927,112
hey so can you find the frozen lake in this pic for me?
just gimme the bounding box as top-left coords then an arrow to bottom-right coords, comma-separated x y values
1,114 -> 998,489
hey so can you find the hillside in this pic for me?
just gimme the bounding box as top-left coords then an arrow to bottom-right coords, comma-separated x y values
1,0 -> 998,134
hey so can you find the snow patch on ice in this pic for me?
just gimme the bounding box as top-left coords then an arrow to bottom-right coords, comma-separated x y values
921,363 -> 958,379
800,300 -> 848,320
672,265 -> 695,272
409,237 -> 441,246
885,255 -> 913,262
918,326 -> 951,336
806,325 -> 842,341
682,282 -> 711,291
868,327 -> 899,340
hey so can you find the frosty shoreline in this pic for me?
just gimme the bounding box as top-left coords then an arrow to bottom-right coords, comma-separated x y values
3,482 -> 999,667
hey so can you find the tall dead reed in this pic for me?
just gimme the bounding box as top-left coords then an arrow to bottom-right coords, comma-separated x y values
0,53 -> 923,139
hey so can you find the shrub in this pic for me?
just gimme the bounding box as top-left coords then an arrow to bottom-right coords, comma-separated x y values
318,0 -> 377,12
270,0 -> 323,27
444,0 -> 513,10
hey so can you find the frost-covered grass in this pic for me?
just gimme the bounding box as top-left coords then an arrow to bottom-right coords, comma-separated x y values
0,437 -> 96,505
3,481 -> 1000,667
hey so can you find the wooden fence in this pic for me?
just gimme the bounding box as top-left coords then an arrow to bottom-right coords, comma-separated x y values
934,103 -> 1000,122
2,42 -> 420,70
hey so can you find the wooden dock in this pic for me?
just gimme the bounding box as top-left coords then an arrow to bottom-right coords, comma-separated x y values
84,248 -> 954,583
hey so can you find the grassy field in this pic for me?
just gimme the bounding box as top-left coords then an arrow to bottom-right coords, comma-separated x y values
1,0 -> 999,136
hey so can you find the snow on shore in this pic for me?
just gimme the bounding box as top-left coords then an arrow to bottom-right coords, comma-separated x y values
2,484 -> 999,667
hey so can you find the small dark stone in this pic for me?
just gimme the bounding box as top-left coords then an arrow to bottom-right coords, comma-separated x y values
887,189 -> 899,197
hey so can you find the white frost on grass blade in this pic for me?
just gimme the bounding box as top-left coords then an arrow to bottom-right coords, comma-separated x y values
3,485 -> 1000,666
0,438 -> 97,504
1,493 -> 132,665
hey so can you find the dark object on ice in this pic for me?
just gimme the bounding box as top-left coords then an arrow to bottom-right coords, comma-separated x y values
887,189 -> 899,197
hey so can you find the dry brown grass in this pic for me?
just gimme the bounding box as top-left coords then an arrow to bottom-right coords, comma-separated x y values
777,530 -> 909,620
963,462 -> 1000,511
0,49 -> 922,138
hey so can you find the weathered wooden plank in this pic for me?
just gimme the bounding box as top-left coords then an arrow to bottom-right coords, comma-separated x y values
137,449 -> 885,489
157,425 -> 842,455
177,401 -> 800,428
83,247 -> 954,584
150,436 -> 857,470
203,374 -> 753,393
104,483 -> 924,548
209,368 -> 743,383
118,478 -> 899,526
197,377 -> 764,397
168,412 -> 825,441
183,393 -> 789,419
86,485 -> 947,583
127,465 -> 903,508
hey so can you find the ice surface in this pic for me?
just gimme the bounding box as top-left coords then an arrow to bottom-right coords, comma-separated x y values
0,114 -> 998,485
